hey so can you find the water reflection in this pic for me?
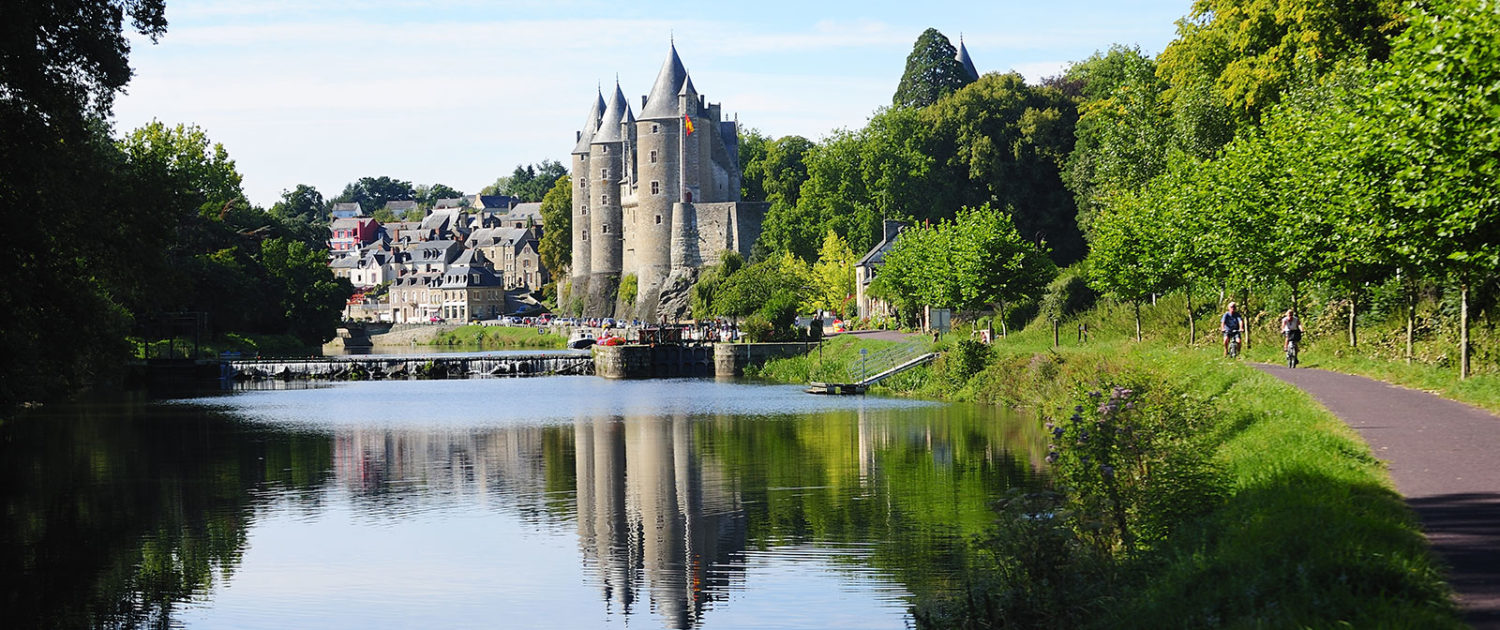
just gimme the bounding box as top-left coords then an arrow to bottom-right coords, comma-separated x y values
1,380 -> 1047,629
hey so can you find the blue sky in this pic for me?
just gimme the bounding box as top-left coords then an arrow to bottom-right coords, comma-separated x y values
113,0 -> 1190,206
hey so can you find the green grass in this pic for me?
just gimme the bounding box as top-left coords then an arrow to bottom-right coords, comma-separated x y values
752,316 -> 1461,628
426,324 -> 568,349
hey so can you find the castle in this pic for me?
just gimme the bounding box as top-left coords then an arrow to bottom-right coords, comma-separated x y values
569,44 -> 767,322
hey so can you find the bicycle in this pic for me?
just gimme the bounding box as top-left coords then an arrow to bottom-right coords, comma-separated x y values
1284,330 -> 1300,368
1226,331 -> 1242,359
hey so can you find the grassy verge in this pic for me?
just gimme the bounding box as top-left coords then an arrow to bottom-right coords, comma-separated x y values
753,328 -> 1460,627
425,324 -> 568,349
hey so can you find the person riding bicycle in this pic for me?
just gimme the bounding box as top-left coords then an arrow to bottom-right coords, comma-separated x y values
1280,308 -> 1302,352
1221,302 -> 1246,357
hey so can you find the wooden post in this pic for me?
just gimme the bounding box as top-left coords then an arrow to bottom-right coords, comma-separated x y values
1134,301 -> 1142,342
1186,287 -> 1195,346
1349,293 -> 1358,348
1461,281 -> 1470,380
1406,291 -> 1415,365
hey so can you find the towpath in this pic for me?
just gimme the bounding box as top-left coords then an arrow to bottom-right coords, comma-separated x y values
1256,364 -> 1500,628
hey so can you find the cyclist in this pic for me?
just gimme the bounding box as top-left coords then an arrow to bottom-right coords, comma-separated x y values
1221,302 -> 1246,357
1280,308 -> 1302,358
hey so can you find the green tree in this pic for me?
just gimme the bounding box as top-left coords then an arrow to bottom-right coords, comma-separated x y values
712,252 -> 813,319
1157,0 -> 1401,126
496,160 -> 567,202
1365,0 -> 1500,378
1062,46 -> 1171,237
738,128 -> 771,202
809,231 -> 857,317
332,176 -> 416,215
538,175 -> 573,278
269,184 -> 327,225
259,238 -> 351,345
414,183 -> 465,209
893,28 -> 974,109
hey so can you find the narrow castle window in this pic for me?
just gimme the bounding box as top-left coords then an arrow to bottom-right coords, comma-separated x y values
602,224 -> 610,234
649,150 -> 658,164
651,181 -> 660,195
602,145 -> 609,153
655,215 -> 662,225
651,124 -> 660,134
583,229 -> 588,241
601,168 -> 609,178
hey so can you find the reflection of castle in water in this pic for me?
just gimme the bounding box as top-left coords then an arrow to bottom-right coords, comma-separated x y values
574,415 -> 748,629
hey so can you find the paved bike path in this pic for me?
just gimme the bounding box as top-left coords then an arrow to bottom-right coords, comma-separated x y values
1256,364 -> 1500,628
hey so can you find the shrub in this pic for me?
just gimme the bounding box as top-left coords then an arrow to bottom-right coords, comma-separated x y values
741,315 -> 774,342
758,289 -> 800,330
619,273 -> 638,306
1039,266 -> 1097,324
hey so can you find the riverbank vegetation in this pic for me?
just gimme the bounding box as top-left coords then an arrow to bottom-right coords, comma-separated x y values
753,317 -> 1461,627
427,325 -> 568,349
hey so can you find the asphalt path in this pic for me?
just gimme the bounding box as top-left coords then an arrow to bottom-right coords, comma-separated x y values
1256,363 -> 1500,628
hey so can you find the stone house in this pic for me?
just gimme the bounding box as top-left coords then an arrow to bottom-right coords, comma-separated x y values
389,272 -> 443,323
505,202 -> 544,229
467,226 -> 549,291
439,260 -> 507,321
331,202 -> 364,219
403,239 -> 463,275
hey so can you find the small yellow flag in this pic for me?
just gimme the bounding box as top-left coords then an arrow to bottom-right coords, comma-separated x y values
684,115 -> 695,135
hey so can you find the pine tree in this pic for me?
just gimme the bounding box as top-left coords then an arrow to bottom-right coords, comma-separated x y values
893,28 -> 973,109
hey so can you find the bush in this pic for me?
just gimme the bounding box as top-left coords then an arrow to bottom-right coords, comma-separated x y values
758,289 -> 800,330
940,338 -> 991,381
619,273 -> 638,306
1040,266 -> 1097,323
741,314 -> 774,342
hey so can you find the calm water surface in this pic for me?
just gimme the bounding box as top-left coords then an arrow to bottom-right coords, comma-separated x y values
0,377 -> 1048,629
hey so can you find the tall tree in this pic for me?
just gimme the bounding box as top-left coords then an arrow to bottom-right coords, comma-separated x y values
537,175 -> 573,279
496,160 -> 567,202
269,184 -> 326,224
893,28 -> 974,109
414,183 -> 465,209
333,176 -> 416,215
1366,0 -> 1500,378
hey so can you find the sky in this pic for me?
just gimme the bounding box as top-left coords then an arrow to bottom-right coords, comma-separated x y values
113,0 -> 1191,208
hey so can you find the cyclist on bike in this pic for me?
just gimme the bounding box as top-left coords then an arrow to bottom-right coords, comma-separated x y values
1221,302 -> 1246,357
1280,308 -> 1302,353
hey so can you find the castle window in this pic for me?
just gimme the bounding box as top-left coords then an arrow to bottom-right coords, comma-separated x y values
603,145 -> 609,153
582,206 -> 588,216
601,168 -> 609,178
649,150 -> 658,164
602,193 -> 608,204
602,224 -> 610,234
650,181 -> 660,195
655,214 -> 662,225
583,229 -> 588,241
651,124 -> 660,134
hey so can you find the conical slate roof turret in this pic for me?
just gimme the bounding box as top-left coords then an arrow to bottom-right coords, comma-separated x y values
639,43 -> 689,120
957,39 -> 980,82
571,88 -> 606,154
592,82 -> 629,144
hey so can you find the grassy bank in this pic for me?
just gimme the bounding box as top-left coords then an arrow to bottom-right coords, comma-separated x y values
753,326 -> 1460,627
425,325 -> 568,349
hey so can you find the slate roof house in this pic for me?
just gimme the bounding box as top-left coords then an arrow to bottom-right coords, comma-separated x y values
855,220 -> 907,320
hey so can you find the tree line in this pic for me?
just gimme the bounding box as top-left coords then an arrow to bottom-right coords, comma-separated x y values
1084,0 -> 1497,377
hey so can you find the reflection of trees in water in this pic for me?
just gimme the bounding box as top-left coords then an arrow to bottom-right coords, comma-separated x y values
0,400 -> 331,629
569,404 -> 1046,629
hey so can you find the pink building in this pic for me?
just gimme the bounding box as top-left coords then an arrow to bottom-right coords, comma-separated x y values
330,217 -> 381,252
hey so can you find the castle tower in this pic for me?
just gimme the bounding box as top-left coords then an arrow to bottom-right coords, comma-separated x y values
589,83 -> 627,301
957,38 -> 980,82
633,44 -> 690,318
570,88 -> 605,283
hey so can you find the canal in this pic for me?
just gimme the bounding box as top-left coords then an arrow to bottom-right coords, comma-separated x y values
0,376 -> 1048,629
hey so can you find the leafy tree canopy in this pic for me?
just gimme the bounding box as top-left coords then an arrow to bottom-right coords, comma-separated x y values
332,176 -> 416,216
491,160 -> 567,202
893,28 -> 974,108
538,175 -> 573,278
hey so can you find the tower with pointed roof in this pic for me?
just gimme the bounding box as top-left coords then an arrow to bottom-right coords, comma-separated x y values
568,44 -> 764,321
957,37 -> 980,82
